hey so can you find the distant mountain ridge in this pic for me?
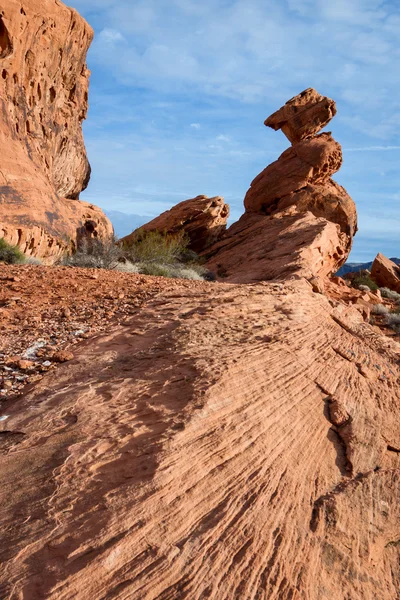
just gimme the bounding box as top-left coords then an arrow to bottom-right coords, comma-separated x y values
105,211 -> 147,238
336,257 -> 400,277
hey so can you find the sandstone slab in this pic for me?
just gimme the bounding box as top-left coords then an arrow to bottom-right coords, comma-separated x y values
0,275 -> 399,599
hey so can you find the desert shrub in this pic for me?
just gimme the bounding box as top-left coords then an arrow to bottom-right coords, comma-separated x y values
0,238 -> 25,264
136,263 -> 204,280
60,237 -> 123,269
371,304 -> 389,315
123,230 -> 214,281
113,260 -> 140,274
25,256 -> 42,265
351,274 -> 378,292
385,312 -> 400,332
124,229 -> 190,264
358,284 -> 371,292
380,287 -> 400,302
60,230 -> 215,281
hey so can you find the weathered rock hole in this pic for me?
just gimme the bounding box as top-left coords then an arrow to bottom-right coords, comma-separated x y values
71,20 -> 76,32
15,122 -> 19,133
49,86 -> 56,103
13,72 -> 17,84
69,84 -> 76,102
20,7 -> 26,16
37,82 -> 41,100
1,68 -> 6,79
0,16 -> 13,59
26,120 -> 31,134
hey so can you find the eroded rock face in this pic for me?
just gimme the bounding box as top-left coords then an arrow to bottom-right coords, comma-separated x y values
244,133 -> 343,214
206,90 -> 356,282
371,253 -> 400,292
265,87 -> 337,144
0,0 -> 112,260
0,271 -> 399,599
122,195 -> 230,253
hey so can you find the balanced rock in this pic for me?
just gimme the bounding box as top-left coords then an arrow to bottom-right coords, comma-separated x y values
244,133 -> 343,214
371,253 -> 400,292
0,0 -> 112,261
265,87 -> 337,144
206,91 -> 356,282
122,195 -> 230,253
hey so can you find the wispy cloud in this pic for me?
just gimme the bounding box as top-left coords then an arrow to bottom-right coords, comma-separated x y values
345,146 -> 400,152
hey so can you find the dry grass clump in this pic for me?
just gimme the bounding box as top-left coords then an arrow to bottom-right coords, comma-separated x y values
371,304 -> 389,315
385,312 -> 400,333
60,237 -> 123,270
380,287 -> 400,302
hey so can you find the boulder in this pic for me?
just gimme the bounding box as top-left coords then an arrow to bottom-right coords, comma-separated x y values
265,87 -> 337,144
121,195 -> 230,253
0,0 -> 112,261
371,253 -> 400,292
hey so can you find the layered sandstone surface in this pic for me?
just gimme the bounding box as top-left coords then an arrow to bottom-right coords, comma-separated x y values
122,195 -> 230,253
0,266 -> 399,599
0,0 -> 112,260
206,89 -> 357,282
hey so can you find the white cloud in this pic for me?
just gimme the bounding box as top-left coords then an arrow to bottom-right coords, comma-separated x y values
98,28 -> 125,43
190,123 -> 201,129
216,135 -> 231,142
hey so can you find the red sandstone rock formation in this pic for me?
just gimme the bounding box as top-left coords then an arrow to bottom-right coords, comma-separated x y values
122,195 -> 230,253
0,0 -> 112,261
265,87 -> 337,144
0,266 -> 399,599
371,253 -> 400,292
206,89 -> 357,282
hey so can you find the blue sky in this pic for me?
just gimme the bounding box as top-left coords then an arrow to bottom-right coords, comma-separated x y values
67,0 -> 399,261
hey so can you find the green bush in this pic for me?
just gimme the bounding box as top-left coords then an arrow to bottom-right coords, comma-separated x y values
351,274 -> 378,292
0,238 -> 25,264
124,229 -> 190,264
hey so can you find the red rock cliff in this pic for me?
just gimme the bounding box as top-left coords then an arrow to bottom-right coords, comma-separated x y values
0,0 -> 112,260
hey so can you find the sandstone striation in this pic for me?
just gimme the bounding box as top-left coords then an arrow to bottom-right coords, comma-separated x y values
0,0 -> 112,261
371,252 -> 400,292
122,195 -> 230,253
0,267 -> 399,599
206,90 -> 357,282
264,87 -> 337,144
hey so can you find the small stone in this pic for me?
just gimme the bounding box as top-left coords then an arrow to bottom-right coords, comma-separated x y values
52,350 -> 74,363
